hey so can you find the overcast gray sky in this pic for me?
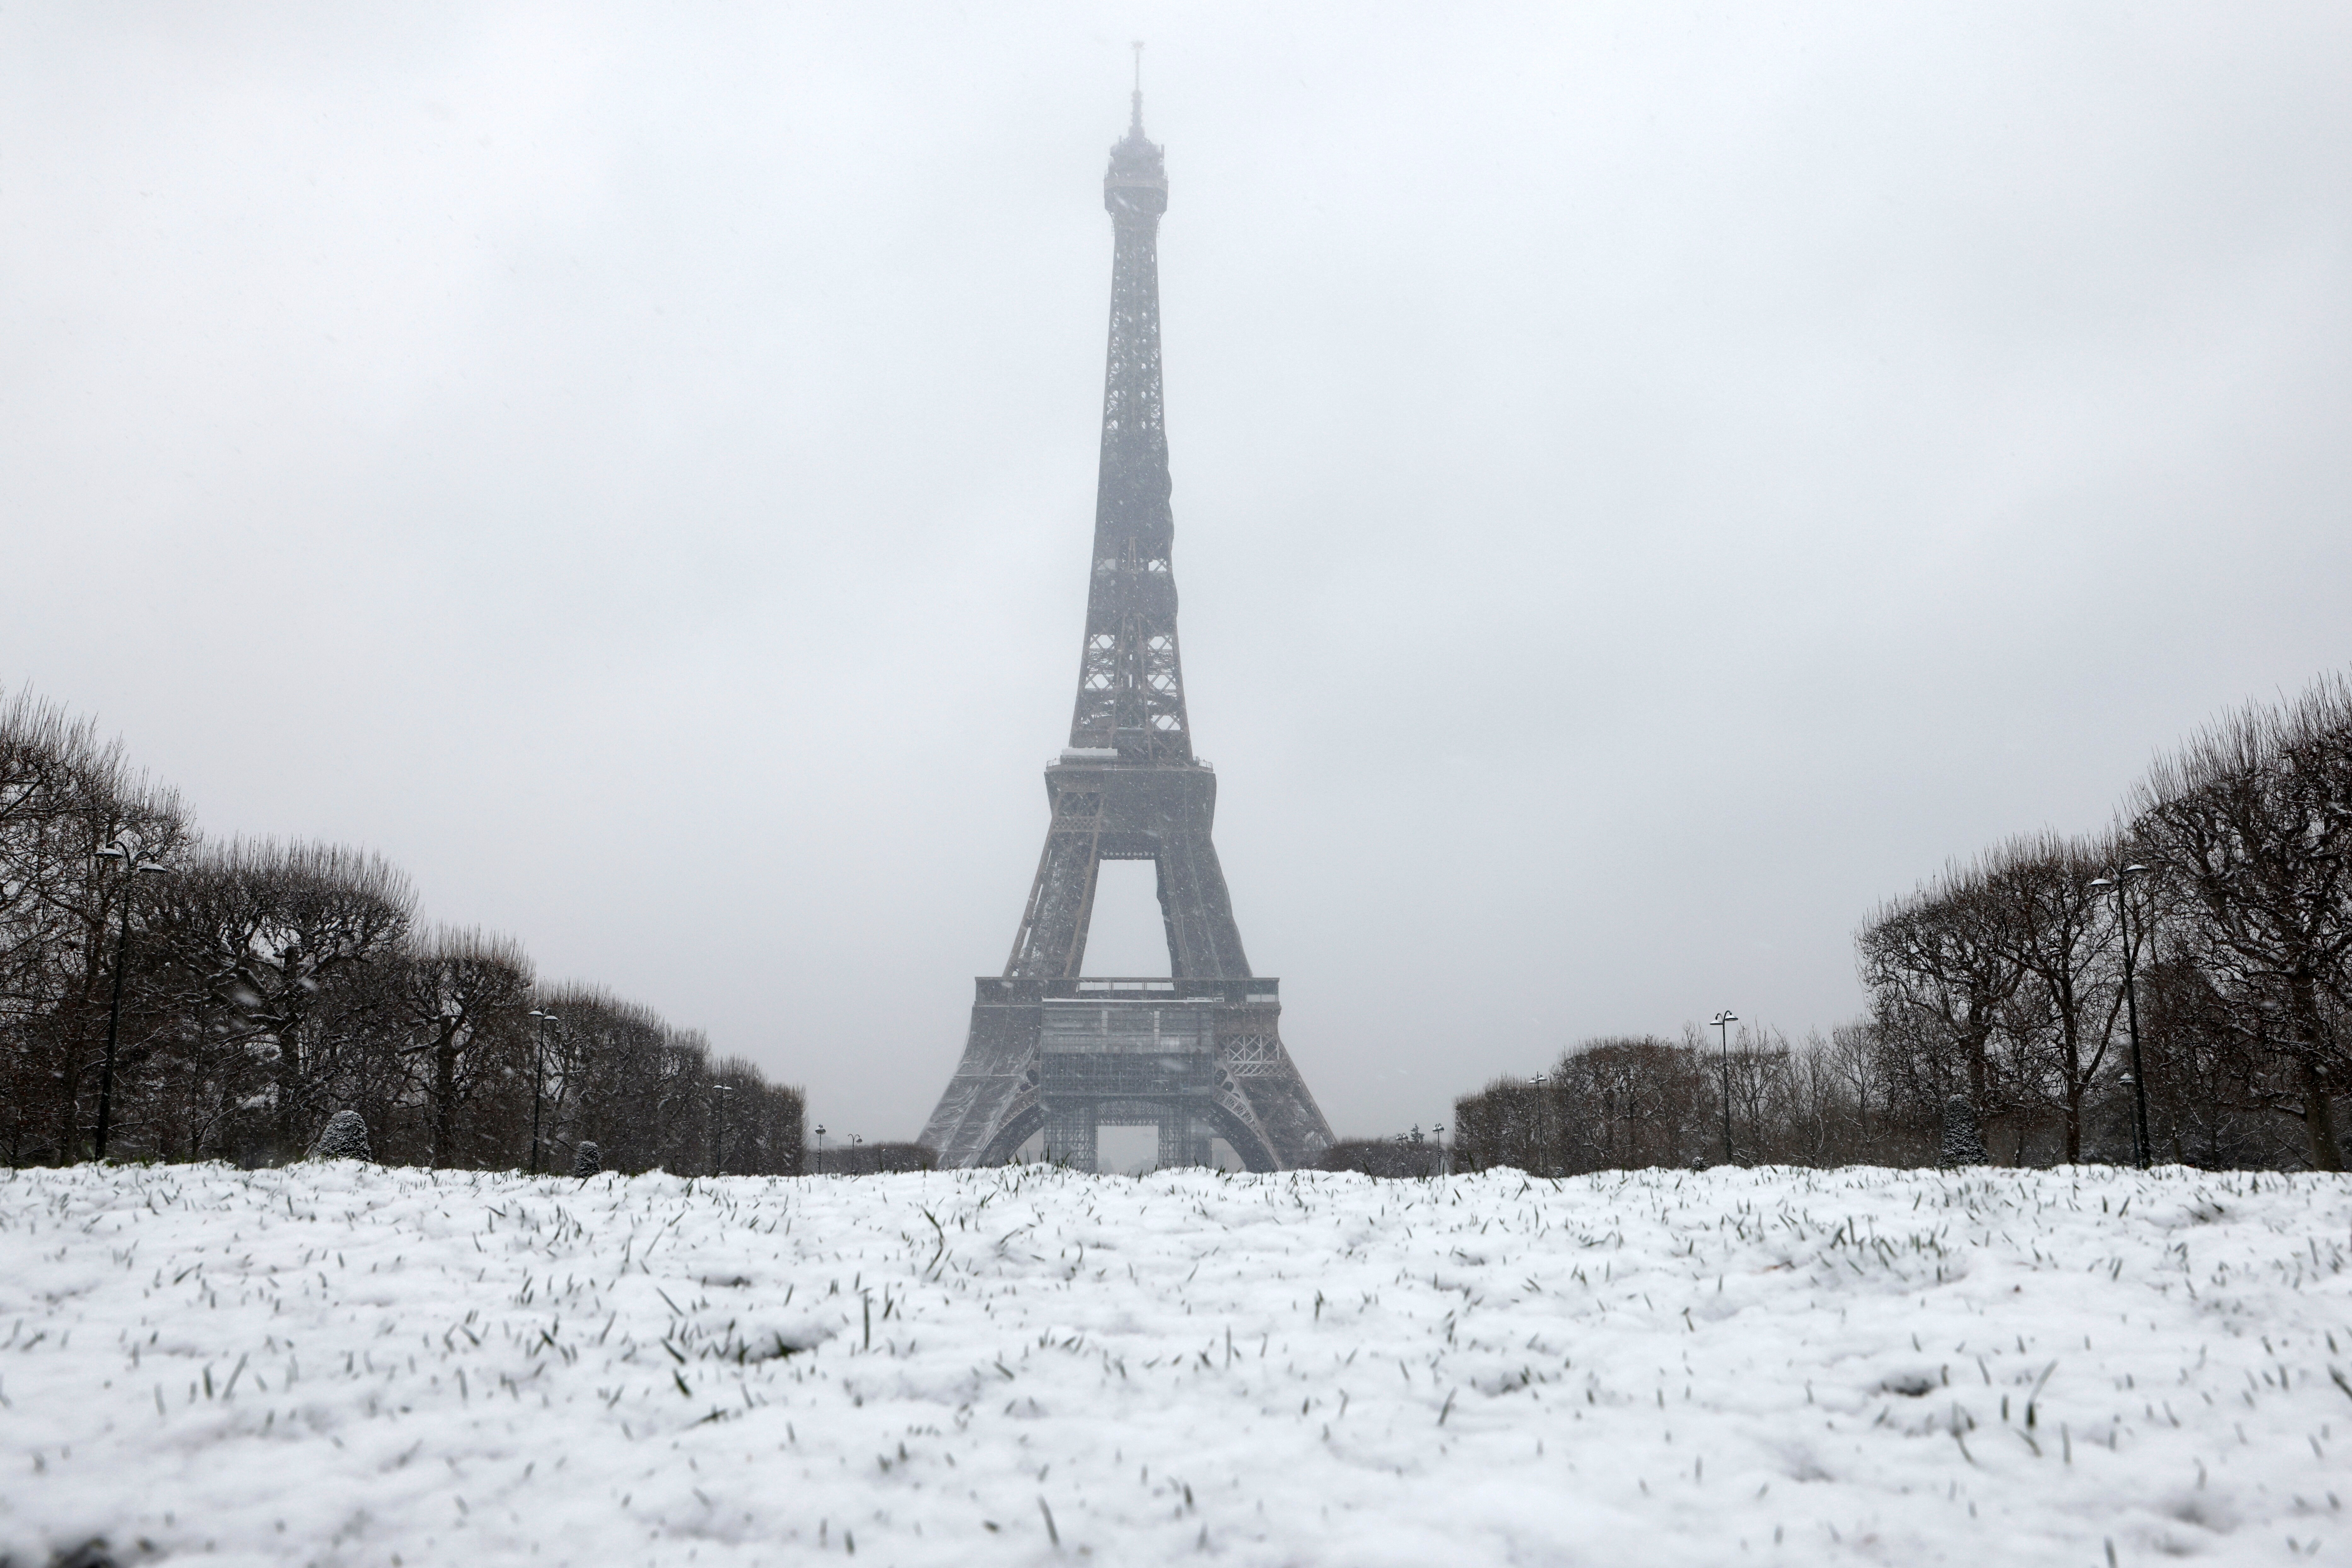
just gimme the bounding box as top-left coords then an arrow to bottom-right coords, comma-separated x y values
6,3 -> 2349,1144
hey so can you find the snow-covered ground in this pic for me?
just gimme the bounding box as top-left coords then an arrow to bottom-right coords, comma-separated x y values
3,1163 -> 2348,1566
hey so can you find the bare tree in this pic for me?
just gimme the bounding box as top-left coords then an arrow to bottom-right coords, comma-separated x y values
710,1052 -> 806,1176
394,928 -> 533,1169
1825,1019 -> 1910,1160
3,690 -> 808,1175
2135,946 -> 2298,1168
154,840 -> 413,1162
527,984 -> 666,1170
0,689 -> 193,1163
1857,866 -> 2026,1133
1981,835 -> 2127,1162
1450,1076 -> 1546,1174
1714,1022 -> 1796,1166
2132,674 -> 2352,1170
1453,1036 -> 1719,1175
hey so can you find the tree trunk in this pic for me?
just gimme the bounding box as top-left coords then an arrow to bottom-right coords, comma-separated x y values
2062,1016 -> 2084,1164
2302,1060 -> 2344,1172
432,1024 -> 458,1168
272,1022 -> 303,1164
65,918 -> 109,1158
2288,976 -> 2344,1172
55,1014 -> 88,1161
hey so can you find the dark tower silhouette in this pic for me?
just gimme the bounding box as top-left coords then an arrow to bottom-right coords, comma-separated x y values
918,90 -> 1335,1172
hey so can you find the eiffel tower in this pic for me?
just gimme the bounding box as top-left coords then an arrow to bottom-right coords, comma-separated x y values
917,88 -> 1336,1172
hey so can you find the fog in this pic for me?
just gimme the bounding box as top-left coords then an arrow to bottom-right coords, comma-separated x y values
6,4 -> 2348,1146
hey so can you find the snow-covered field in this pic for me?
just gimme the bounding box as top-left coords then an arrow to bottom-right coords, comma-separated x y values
3,1163 -> 2348,1567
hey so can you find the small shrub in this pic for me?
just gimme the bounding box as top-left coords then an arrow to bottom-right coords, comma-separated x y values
1938,1096 -> 1989,1169
306,1110 -> 372,1163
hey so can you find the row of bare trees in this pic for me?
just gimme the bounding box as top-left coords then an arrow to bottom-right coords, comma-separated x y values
1453,671 -> 2349,1176
1450,1024 -> 1935,1175
1,689 -> 802,1173
1859,673 -> 2350,1172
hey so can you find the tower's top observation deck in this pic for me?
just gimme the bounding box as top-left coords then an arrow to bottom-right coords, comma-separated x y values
1105,94 -> 1167,223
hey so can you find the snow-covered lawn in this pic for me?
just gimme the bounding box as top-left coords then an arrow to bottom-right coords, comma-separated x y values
3,1163 -> 2348,1566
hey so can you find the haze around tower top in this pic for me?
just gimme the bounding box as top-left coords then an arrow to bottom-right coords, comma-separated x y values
4,3 -> 2348,1142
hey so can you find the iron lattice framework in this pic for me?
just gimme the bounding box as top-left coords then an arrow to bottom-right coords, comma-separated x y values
918,93 -> 1335,1173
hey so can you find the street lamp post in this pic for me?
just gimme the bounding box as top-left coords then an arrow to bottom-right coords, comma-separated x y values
849,1133 -> 864,1175
526,1009 -> 558,1175
1527,1075 -> 1548,1176
1711,1010 -> 1740,1166
92,841 -> 172,1161
710,1082 -> 735,1176
1431,1123 -> 1446,1178
2089,865 -> 2152,1169
814,1122 -> 827,1174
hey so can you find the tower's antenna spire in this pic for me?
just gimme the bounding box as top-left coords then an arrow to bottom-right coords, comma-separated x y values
1130,40 -> 1144,131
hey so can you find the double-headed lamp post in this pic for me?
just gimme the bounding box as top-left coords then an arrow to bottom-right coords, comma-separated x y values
1712,1010 -> 1740,1166
2088,865 -> 2152,1169
526,1009 -> 558,1174
93,841 -> 172,1161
